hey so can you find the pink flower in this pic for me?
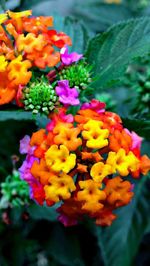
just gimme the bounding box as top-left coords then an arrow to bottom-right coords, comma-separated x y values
81,99 -> 106,114
55,80 -> 80,106
20,135 -> 35,155
46,108 -> 74,131
60,46 -> 83,65
125,129 -> 143,150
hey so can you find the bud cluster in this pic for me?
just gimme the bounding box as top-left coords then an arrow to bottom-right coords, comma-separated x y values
23,77 -> 58,115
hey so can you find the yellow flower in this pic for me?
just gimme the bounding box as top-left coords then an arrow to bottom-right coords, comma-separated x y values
106,148 -> 140,176
82,119 -> 109,149
77,180 -> 106,213
44,172 -> 76,202
90,162 -> 113,182
45,144 -> 76,173
16,33 -> 46,53
0,13 -> 8,24
0,56 -> 8,72
7,55 -> 32,86
7,10 -> 32,19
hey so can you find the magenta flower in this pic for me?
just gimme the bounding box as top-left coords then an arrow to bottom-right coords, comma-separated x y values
60,46 -> 83,65
81,99 -> 106,114
19,155 -> 39,185
55,80 -> 80,106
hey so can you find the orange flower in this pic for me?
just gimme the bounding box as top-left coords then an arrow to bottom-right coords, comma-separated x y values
0,42 -> 15,60
46,132 -> 55,146
57,198 -> 84,219
98,111 -> 123,132
81,151 -> 103,163
0,71 -> 16,104
27,44 -> 60,68
109,129 -> 132,153
75,109 -> 100,128
30,130 -> 55,158
0,25 -> 12,45
23,16 -> 53,34
104,176 -> 134,207
6,10 -> 32,32
6,23 -> 18,39
30,129 -> 46,145
31,159 -> 51,185
77,180 -> 106,213
95,207 -> 117,226
53,123 -> 82,151
140,155 -> 150,175
77,163 -> 88,173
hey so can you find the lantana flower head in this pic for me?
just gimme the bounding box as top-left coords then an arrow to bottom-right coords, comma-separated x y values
0,10 -> 72,105
19,100 -> 150,226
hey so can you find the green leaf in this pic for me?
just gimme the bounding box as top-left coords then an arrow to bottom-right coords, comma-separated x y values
122,117 -> 150,140
94,175 -> 150,266
0,111 -> 49,124
45,223 -> 85,266
53,16 -> 90,53
0,111 -> 33,121
86,18 -> 150,89
73,1 -> 133,32
28,204 -> 58,222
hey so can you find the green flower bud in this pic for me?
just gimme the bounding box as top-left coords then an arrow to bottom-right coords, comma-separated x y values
59,61 -> 92,90
23,76 -> 58,115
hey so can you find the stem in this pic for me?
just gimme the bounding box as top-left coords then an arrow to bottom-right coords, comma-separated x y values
47,64 -> 65,83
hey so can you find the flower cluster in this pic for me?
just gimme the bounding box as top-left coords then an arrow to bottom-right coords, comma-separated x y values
19,99 -> 150,226
0,10 -> 86,108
